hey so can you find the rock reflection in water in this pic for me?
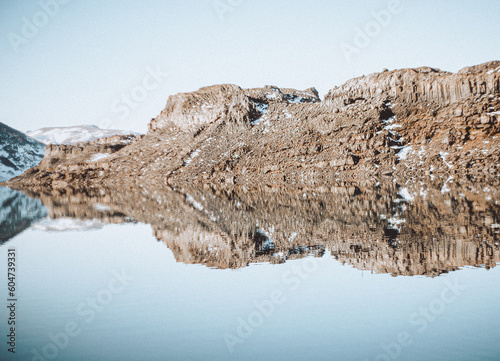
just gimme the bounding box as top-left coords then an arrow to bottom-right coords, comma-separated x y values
8,181 -> 500,276
0,187 -> 47,243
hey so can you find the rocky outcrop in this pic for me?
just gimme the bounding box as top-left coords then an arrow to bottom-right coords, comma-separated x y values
325,61 -> 500,108
38,134 -> 140,170
149,84 -> 320,131
3,61 -> 500,192
10,134 -> 143,190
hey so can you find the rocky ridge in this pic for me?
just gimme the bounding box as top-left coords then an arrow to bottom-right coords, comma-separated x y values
325,62 -> 500,107
3,61 -> 500,192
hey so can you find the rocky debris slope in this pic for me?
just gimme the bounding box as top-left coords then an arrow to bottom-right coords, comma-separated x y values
3,61 -> 500,191
10,181 -> 499,275
0,122 -> 46,182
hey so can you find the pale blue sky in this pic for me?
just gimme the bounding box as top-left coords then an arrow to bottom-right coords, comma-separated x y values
1,0 -> 499,133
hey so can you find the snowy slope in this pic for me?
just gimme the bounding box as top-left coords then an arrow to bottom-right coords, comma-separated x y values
27,125 -> 140,145
0,122 -> 46,182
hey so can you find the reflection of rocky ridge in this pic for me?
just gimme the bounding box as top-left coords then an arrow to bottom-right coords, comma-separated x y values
14,182 -> 500,276
0,187 -> 47,243
332,236 -> 497,277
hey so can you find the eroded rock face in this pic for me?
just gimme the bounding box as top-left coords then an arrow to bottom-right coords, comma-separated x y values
149,84 -> 250,131
38,134 -> 140,170
148,84 -> 320,131
325,61 -> 500,108
3,61 -> 500,192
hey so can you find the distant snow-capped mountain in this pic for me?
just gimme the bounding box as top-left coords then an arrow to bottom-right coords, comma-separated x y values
27,125 -> 140,145
0,122 -> 46,182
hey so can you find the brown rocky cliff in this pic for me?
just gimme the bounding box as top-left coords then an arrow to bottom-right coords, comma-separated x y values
325,60 -> 500,108
149,84 -> 320,131
38,134 -> 140,170
3,61 -> 500,192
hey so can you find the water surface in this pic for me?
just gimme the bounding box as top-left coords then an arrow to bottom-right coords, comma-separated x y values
0,183 -> 499,361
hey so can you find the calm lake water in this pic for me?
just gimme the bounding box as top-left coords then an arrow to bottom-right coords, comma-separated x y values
0,183 -> 499,361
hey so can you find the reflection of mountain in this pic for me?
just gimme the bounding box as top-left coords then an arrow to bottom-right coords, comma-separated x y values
15,182 -> 500,276
0,187 -> 47,243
